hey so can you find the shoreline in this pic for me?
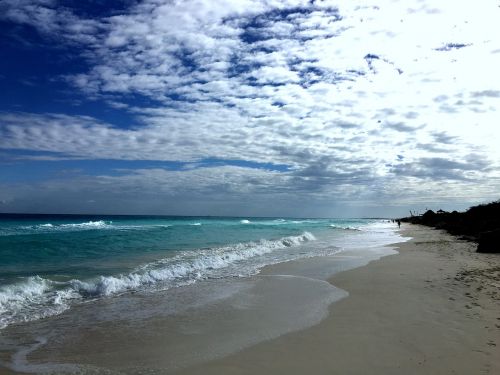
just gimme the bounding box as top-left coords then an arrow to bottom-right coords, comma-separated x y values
175,224 -> 500,374
1,224 -> 498,374
0,223 -> 403,374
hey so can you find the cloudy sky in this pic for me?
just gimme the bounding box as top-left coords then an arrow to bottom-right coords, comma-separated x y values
0,0 -> 499,217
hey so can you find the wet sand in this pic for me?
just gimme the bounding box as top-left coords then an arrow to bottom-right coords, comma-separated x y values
176,225 -> 500,375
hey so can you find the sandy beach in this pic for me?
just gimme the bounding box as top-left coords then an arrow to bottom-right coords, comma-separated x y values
1,224 -> 499,374
175,224 -> 500,375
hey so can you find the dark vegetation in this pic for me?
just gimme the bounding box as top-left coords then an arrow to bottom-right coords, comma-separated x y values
400,200 -> 500,253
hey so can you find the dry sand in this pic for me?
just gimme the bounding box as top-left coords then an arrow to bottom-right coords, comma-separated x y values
175,224 -> 500,375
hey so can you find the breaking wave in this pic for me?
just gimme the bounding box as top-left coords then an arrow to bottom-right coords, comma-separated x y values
29,221 -> 112,232
0,232 -> 316,329
1,221 -> 177,236
329,224 -> 361,231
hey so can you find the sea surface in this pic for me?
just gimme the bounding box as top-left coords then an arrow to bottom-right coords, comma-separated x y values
0,214 -> 400,331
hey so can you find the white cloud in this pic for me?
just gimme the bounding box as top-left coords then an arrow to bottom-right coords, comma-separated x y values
1,0 -> 500,214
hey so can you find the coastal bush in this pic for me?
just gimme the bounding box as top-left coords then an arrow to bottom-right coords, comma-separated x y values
400,200 -> 500,252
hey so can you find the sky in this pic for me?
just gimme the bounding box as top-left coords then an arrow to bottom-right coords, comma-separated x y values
0,0 -> 499,218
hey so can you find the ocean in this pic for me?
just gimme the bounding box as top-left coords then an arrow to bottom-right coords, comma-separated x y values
0,214 -> 406,373
0,214 -> 400,330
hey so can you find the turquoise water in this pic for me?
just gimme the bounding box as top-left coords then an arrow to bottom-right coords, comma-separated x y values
0,214 -> 382,328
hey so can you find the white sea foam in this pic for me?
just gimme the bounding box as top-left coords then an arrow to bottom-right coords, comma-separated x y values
3,221 -> 177,237
72,231 -> 316,297
59,220 -> 110,229
0,232 -> 316,329
115,223 -> 172,231
190,223 -> 202,226
240,219 -> 251,224
272,219 -> 286,224
329,224 -> 361,231
29,221 -> 112,232
0,276 -> 72,329
291,220 -> 319,224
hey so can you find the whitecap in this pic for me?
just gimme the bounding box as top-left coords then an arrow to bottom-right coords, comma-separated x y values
60,220 -> 110,229
0,232 -> 317,329
329,224 -> 360,231
0,276 -> 72,329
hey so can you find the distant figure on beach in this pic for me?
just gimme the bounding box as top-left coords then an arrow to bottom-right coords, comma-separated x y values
397,220 -> 401,228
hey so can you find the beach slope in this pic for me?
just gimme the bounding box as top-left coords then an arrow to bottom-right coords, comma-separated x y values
177,225 -> 500,375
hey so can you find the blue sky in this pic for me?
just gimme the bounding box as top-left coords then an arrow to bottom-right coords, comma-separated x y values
1,0 -> 499,217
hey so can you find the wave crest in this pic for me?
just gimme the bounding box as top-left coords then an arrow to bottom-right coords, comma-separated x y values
30,220 -> 112,232
329,224 -> 361,231
0,276 -> 73,329
0,232 -> 316,328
